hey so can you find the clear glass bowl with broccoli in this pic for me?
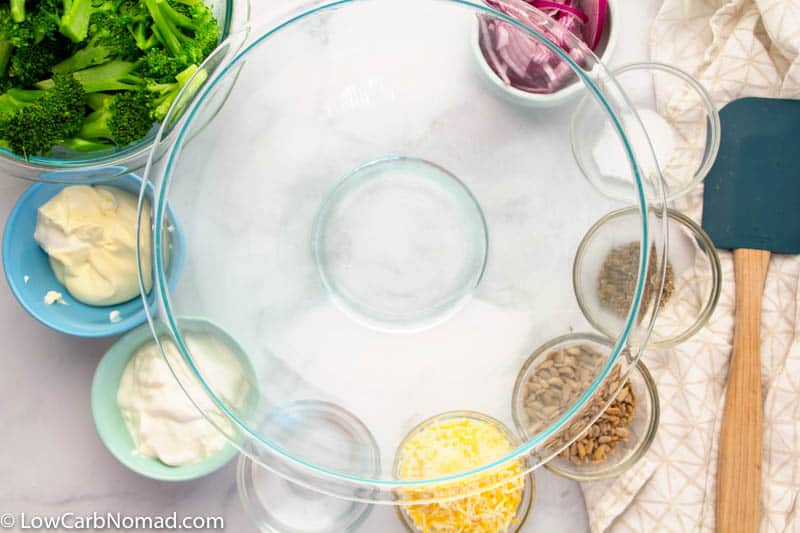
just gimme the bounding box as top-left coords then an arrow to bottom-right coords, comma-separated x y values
0,0 -> 244,165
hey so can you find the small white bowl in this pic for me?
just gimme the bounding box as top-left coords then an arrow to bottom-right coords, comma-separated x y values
472,0 -> 618,107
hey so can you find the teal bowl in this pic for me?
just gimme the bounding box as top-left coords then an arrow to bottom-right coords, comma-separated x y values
91,317 -> 259,481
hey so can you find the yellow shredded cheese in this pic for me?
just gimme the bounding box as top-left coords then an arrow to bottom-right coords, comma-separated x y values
397,417 -> 526,533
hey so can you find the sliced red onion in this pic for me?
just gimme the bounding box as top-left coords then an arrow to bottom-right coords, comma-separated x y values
479,0 -> 605,94
530,0 -> 589,23
581,0 -> 607,50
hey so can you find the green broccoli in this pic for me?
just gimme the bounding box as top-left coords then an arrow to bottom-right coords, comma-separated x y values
0,6 -> 29,76
0,86 -> 45,113
8,36 -> 71,85
137,46 -> 180,81
0,0 -> 62,77
146,62 -> 204,121
53,11 -> 139,72
38,59 -> 143,92
78,89 -> 153,145
60,136 -> 112,151
143,0 -> 217,64
0,0 -> 221,156
84,90 -> 110,109
10,0 -> 26,23
114,0 -> 157,50
0,73 -> 85,156
59,0 -> 114,42
27,0 -> 62,41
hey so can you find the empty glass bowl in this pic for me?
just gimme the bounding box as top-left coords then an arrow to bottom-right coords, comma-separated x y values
574,207 -> 721,348
139,0 -> 669,505
571,62 -> 720,202
237,401 -> 380,533
0,0 -> 249,184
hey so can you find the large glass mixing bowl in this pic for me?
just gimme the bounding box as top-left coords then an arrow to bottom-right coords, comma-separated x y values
139,0 -> 668,505
0,0 -> 249,184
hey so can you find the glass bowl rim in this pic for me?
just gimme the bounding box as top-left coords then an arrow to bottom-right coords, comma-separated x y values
573,206 -> 722,348
0,0 -> 241,172
145,0 -> 660,490
543,357 -> 660,481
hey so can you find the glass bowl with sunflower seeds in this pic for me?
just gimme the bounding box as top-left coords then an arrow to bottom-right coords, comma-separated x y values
512,333 -> 659,480
573,207 -> 721,348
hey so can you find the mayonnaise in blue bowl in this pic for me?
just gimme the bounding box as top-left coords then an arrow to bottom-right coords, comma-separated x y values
2,173 -> 184,337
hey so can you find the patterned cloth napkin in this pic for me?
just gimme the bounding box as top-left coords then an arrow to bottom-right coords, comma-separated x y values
580,0 -> 800,531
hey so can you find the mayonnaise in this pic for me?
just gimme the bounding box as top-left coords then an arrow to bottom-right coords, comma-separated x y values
33,185 -> 152,307
117,334 -> 250,467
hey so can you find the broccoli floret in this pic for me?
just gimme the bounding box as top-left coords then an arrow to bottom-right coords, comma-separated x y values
174,0 -> 217,56
10,0 -> 26,23
136,45 -> 179,81
143,0 -> 217,64
0,0 -> 60,44
0,7 -> 30,75
79,89 -> 152,145
28,0 -> 62,40
0,0 -> 62,77
73,59 -> 143,91
114,0 -> 157,50
136,2 -> 215,81
0,0 -> 221,156
0,86 -> 45,113
39,59 -> 143,92
53,11 -> 138,72
0,73 -> 85,156
84,90 -> 109,109
59,0 -> 115,42
146,62 -> 204,121
8,36 -> 71,85
0,41 -> 11,78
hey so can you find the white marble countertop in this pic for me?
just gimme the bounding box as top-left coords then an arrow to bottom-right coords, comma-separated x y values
0,1 -> 660,531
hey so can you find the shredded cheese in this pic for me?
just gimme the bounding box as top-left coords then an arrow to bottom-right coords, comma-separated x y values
397,417 -> 526,532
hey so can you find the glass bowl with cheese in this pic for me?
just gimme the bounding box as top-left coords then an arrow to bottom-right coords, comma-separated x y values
393,411 -> 534,532
138,0 -> 670,508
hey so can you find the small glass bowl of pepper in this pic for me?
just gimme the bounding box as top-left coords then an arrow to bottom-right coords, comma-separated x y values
573,207 -> 721,348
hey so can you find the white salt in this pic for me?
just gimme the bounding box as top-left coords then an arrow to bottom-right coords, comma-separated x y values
592,108 -> 676,181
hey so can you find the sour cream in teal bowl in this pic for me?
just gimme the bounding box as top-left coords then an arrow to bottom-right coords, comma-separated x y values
92,318 -> 259,481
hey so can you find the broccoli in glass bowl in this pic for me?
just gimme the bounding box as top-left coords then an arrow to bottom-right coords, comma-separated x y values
0,0 -> 248,183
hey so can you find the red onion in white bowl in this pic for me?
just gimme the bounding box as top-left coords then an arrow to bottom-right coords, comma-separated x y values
478,0 -> 608,94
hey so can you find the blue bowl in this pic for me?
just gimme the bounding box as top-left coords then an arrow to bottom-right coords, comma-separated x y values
92,318 -> 260,481
2,174 -> 185,337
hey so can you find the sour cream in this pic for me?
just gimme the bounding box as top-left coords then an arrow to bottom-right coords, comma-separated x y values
117,334 -> 250,467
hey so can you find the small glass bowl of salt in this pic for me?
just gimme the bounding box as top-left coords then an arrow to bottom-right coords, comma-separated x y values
570,62 -> 720,203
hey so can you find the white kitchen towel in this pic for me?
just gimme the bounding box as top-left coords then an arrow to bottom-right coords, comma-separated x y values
579,0 -> 800,531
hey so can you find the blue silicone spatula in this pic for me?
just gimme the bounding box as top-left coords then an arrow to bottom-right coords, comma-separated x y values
702,97 -> 800,533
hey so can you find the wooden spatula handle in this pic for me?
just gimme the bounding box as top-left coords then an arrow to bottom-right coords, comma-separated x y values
716,248 -> 769,532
